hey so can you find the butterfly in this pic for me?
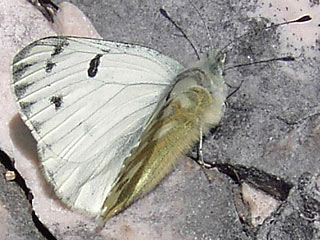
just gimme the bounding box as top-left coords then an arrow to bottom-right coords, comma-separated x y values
11,36 -> 227,225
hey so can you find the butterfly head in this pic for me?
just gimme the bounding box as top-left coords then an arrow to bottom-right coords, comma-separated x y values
206,50 -> 226,77
193,50 -> 226,80
187,50 -> 227,100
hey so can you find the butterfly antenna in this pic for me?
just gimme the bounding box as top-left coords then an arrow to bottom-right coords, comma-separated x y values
265,15 -> 312,29
187,0 -> 214,52
225,56 -> 295,71
221,15 -> 311,55
160,8 -> 201,60
221,15 -> 312,72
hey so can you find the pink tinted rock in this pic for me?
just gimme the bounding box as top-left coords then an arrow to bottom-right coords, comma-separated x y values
52,2 -> 101,38
1,0 -> 319,239
2,1 -> 195,239
242,183 -> 281,227
0,0 -> 100,237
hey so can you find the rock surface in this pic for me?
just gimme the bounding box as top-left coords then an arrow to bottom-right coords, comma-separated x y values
0,0 -> 319,239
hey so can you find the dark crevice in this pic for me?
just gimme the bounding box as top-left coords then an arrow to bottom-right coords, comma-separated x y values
0,149 -> 57,240
204,162 -> 293,201
0,149 -> 32,199
32,211 -> 57,240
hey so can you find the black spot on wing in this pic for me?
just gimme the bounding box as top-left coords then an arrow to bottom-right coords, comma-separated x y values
50,95 -> 63,110
51,39 -> 69,57
87,54 -> 103,78
45,60 -> 56,73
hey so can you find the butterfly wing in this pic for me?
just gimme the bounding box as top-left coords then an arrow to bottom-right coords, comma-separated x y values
11,36 -> 184,215
99,66 -> 227,222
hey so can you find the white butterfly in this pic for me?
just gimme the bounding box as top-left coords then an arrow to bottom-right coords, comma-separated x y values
11,36 -> 226,225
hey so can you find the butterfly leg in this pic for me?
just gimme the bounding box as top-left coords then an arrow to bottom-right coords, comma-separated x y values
198,126 -> 205,165
197,126 -> 213,168
197,127 -> 215,184
197,126 -> 210,168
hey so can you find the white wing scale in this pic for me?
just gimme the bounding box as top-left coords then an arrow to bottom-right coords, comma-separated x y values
12,36 -> 184,215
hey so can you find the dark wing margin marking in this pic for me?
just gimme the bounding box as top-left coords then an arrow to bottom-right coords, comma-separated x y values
87,54 -> 103,78
14,82 -> 34,98
12,63 -> 34,80
12,41 -> 38,64
19,101 -> 35,117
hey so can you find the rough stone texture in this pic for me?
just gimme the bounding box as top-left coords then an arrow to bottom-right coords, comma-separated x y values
242,182 -> 281,227
0,0 -> 319,239
256,173 -> 320,240
0,152 -> 44,240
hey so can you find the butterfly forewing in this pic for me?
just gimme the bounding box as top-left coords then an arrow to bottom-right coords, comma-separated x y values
11,36 -> 184,215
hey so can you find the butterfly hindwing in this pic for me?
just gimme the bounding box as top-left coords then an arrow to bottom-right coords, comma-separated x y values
99,66 -> 226,221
